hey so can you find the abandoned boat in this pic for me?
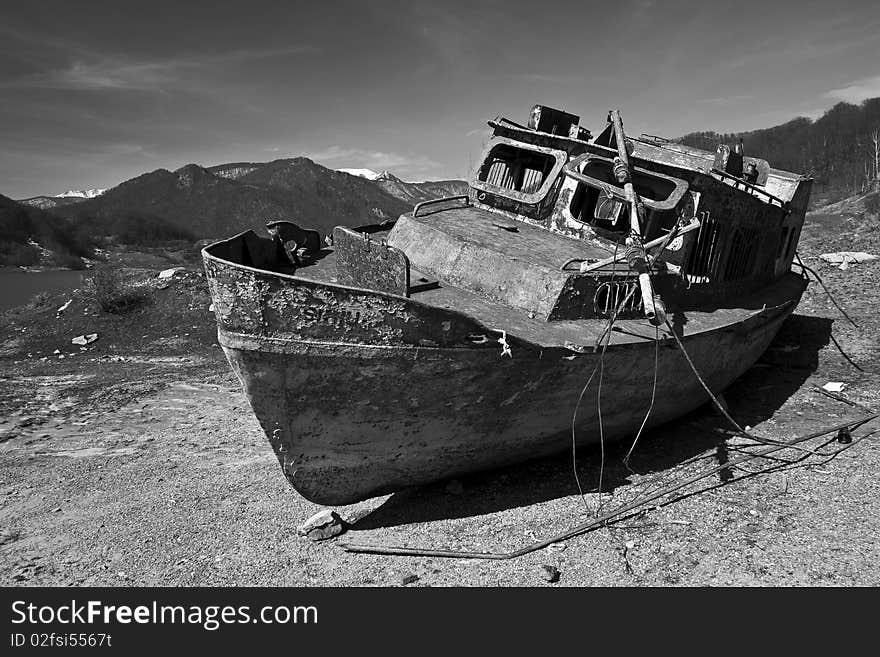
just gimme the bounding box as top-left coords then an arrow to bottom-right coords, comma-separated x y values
203,105 -> 812,506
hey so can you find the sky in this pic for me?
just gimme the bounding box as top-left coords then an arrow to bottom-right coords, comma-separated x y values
1,0 -> 879,198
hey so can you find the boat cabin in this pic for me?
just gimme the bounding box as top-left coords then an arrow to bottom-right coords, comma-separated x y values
248,104 -> 813,326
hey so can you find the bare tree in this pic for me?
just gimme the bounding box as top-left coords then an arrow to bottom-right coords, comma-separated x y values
872,129 -> 879,186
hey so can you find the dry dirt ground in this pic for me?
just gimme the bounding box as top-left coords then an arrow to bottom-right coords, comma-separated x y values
1,211 -> 879,587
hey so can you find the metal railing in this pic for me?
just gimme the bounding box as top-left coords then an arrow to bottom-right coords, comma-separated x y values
709,168 -> 788,209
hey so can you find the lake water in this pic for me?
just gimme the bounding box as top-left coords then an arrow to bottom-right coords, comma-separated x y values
0,269 -> 86,313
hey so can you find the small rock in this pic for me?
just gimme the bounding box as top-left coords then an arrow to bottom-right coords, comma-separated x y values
401,574 -> 419,586
297,509 -> 346,541
540,565 -> 560,583
819,251 -> 878,270
445,479 -> 464,495
158,267 -> 183,280
71,333 -> 98,346
56,299 -> 72,315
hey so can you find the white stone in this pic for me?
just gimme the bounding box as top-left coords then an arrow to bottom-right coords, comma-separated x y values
71,333 -> 98,346
819,251 -> 878,270
158,267 -> 183,279
297,509 -> 345,541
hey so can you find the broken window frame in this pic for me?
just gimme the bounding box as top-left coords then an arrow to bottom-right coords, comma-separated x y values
471,137 -> 568,206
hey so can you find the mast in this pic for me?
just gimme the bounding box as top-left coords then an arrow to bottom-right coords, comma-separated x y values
609,109 -> 664,324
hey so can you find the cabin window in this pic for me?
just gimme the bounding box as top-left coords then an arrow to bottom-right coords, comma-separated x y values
477,144 -> 557,195
684,216 -> 723,282
570,184 -> 629,234
724,226 -> 760,281
565,155 -> 687,242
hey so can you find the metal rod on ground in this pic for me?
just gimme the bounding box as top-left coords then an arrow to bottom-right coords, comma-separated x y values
609,109 -> 663,323
812,384 -> 874,412
341,413 -> 877,560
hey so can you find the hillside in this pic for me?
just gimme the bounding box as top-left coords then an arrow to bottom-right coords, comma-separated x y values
372,172 -> 468,206
57,158 -> 412,242
809,189 -> 880,217
680,97 -> 880,205
235,158 -> 411,227
0,194 -> 93,267
335,168 -> 468,206
18,196 -> 90,211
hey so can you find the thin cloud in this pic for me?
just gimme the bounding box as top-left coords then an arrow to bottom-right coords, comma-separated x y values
825,75 -> 880,104
1,45 -> 318,91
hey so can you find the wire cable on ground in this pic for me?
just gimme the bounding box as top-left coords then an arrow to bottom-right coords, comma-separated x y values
623,324 -> 659,470
792,252 -> 866,371
341,414 -> 876,560
793,252 -> 858,328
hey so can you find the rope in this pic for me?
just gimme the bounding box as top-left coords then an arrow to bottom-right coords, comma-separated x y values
570,243 -> 622,516
596,332 -> 608,516
793,252 -> 858,328
661,316 -> 833,457
792,252 -> 865,371
570,363 -> 600,514
623,324 -> 659,469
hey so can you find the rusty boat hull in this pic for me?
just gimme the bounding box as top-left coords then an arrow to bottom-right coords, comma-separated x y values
204,233 -> 806,506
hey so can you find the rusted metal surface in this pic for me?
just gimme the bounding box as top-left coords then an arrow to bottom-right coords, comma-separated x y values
211,274 -> 801,505
527,104 -> 581,136
204,230 -> 807,504
332,226 -> 410,297
564,153 -> 690,213
412,195 -> 470,218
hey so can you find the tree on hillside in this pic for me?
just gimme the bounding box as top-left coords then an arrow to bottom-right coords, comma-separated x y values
679,98 -> 880,203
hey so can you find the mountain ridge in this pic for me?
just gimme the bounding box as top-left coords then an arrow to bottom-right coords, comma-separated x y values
0,193 -> 93,267
53,158 -> 415,242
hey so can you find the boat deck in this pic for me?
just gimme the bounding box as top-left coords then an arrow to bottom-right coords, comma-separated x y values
395,205 -> 615,268
296,242 -> 806,350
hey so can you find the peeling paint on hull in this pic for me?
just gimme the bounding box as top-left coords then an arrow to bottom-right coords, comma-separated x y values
208,258 -> 803,505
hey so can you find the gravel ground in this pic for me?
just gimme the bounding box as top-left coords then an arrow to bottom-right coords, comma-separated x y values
1,208 -> 879,587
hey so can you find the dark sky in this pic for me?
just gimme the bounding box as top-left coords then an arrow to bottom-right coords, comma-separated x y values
2,0 -> 879,197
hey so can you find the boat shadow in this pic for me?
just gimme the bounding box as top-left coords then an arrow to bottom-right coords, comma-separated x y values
348,313 -> 833,531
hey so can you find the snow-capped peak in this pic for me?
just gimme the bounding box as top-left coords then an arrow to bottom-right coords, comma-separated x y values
56,188 -> 106,199
337,168 -> 407,183
337,168 -> 381,181
337,169 -> 379,180
375,170 -> 401,182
